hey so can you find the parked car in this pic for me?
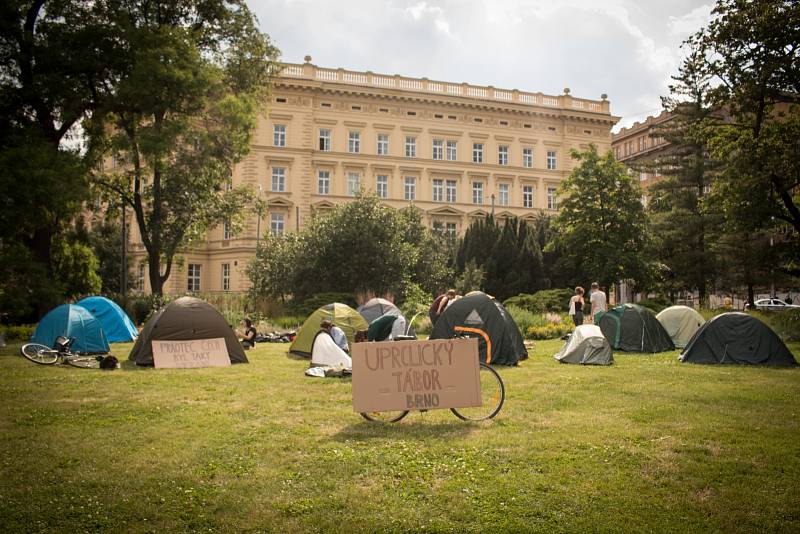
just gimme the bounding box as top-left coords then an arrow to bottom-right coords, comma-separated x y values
745,298 -> 800,311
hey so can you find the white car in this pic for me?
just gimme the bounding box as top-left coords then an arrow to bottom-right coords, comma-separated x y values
746,298 -> 800,311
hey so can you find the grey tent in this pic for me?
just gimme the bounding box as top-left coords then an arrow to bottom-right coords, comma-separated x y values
656,305 -> 706,348
554,324 -> 614,365
679,312 -> 796,366
129,296 -> 247,366
357,298 -> 400,324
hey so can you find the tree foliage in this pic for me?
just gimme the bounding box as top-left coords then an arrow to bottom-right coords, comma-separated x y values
552,145 -> 652,292
455,215 -> 546,301
247,194 -> 454,304
90,0 -> 280,295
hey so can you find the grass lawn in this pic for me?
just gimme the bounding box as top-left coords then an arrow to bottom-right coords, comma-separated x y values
1,339 -> 799,533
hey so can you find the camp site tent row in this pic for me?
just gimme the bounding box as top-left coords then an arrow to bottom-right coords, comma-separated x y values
129,297 -> 247,366
290,303 -> 368,358
31,296 -> 138,352
554,324 -> 613,365
596,304 -> 674,353
430,291 -> 527,366
656,305 -> 705,349
680,312 -> 796,366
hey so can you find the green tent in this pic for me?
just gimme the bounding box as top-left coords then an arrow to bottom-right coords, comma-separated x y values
656,305 -> 706,348
596,304 -> 675,353
289,303 -> 368,358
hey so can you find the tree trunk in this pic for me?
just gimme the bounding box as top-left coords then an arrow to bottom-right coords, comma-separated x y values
148,250 -> 163,296
747,283 -> 755,310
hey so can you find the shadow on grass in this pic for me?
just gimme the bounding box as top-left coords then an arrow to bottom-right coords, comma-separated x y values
331,416 -> 497,442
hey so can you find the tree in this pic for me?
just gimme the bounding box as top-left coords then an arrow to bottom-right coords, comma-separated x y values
90,0 -> 279,295
248,194 -> 454,304
551,145 -> 652,293
645,47 -> 721,306
690,0 -> 800,281
0,1 -> 122,316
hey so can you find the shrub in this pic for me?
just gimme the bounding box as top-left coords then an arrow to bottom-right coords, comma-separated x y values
506,306 -> 539,336
126,294 -> 168,325
504,288 -> 574,314
749,309 -> 800,342
271,315 -> 305,330
636,296 -> 671,313
527,323 -> 574,340
1,324 -> 36,341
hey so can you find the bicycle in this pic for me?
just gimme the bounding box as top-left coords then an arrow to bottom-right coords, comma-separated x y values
20,336 -> 106,369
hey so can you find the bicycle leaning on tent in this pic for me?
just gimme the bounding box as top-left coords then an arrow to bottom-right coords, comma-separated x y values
20,336 -> 108,369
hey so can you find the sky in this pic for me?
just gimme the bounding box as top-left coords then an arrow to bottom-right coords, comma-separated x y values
247,0 -> 716,132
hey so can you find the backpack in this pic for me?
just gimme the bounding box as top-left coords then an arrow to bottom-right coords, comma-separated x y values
99,355 -> 120,370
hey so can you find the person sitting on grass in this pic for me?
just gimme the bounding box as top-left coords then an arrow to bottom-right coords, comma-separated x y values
239,317 -> 257,349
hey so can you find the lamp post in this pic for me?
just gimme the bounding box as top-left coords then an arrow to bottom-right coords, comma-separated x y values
490,193 -> 495,216
255,184 -> 263,249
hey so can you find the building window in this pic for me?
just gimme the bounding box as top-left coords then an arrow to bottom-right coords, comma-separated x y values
433,221 -> 443,233
187,264 -> 201,292
221,263 -> 230,291
404,176 -> 416,201
445,222 -> 457,237
523,185 -> 534,208
319,129 -> 331,151
377,134 -> 389,156
317,170 -> 330,195
273,124 -> 286,147
405,136 -> 416,158
446,140 -> 457,161
547,187 -> 558,210
498,145 -> 508,166
547,151 -> 557,170
472,143 -> 483,163
136,264 -> 145,292
347,172 -> 360,196
472,182 -> 483,205
270,213 -> 284,236
499,183 -> 509,207
446,180 -> 457,203
432,139 -> 444,160
523,148 -> 533,168
222,220 -> 231,240
348,131 -> 360,153
271,167 -> 285,192
376,175 -> 388,198
432,179 -> 443,202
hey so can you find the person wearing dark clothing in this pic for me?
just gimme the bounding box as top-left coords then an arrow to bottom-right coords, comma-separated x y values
429,289 -> 456,325
239,317 -> 257,349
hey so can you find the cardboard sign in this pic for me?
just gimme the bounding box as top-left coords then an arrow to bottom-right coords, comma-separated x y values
152,338 -> 231,369
351,337 -> 481,413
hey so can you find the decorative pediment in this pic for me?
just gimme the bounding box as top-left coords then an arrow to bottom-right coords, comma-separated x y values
495,210 -> 516,220
311,199 -> 337,210
266,156 -> 295,168
428,206 -> 463,217
468,209 -> 489,218
267,197 -> 293,209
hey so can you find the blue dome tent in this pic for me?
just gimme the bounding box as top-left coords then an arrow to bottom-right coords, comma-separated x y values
31,304 -> 110,353
77,296 -> 138,343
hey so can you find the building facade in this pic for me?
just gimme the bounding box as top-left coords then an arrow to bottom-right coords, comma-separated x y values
130,59 -> 619,294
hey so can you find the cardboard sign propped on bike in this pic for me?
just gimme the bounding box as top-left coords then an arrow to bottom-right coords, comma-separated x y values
351,337 -> 481,413
152,338 -> 231,368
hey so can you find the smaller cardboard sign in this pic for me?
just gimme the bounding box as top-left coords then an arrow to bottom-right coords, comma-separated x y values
351,337 -> 481,413
152,338 -> 231,369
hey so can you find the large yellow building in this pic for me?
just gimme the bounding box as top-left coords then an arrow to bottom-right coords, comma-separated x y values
130,59 -> 619,294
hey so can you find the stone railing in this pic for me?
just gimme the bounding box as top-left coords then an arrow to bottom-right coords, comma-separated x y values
280,62 -> 610,113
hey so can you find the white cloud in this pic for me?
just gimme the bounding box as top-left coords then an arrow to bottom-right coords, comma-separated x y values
669,4 -> 714,36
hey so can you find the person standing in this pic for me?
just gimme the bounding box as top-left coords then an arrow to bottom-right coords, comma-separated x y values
320,319 -> 349,353
569,287 -> 585,327
428,289 -> 456,325
589,282 -> 607,320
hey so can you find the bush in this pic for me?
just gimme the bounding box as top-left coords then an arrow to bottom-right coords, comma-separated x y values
270,315 -> 305,330
505,288 -> 574,314
636,296 -> 671,313
1,324 -> 36,341
126,294 -> 168,325
749,309 -> 800,342
506,306 -> 539,336
527,323 -> 574,340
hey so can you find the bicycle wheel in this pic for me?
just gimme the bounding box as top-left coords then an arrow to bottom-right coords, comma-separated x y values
451,362 -> 505,421
360,410 -> 409,423
66,355 -> 103,369
20,343 -> 59,365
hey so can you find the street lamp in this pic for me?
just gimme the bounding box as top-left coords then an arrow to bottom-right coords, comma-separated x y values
255,184 -> 263,249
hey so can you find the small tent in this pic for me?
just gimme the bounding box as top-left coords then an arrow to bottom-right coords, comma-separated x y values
310,331 -> 352,370
597,304 -> 675,353
656,305 -> 705,349
128,296 -> 247,366
554,324 -> 614,365
357,298 -> 400,324
32,304 -> 110,353
289,303 -> 368,358
77,296 -> 138,343
429,291 -> 527,365
679,312 -> 797,366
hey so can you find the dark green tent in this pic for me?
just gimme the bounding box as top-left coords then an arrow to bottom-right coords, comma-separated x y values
679,312 -> 797,366
429,291 -> 527,366
596,304 -> 674,353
